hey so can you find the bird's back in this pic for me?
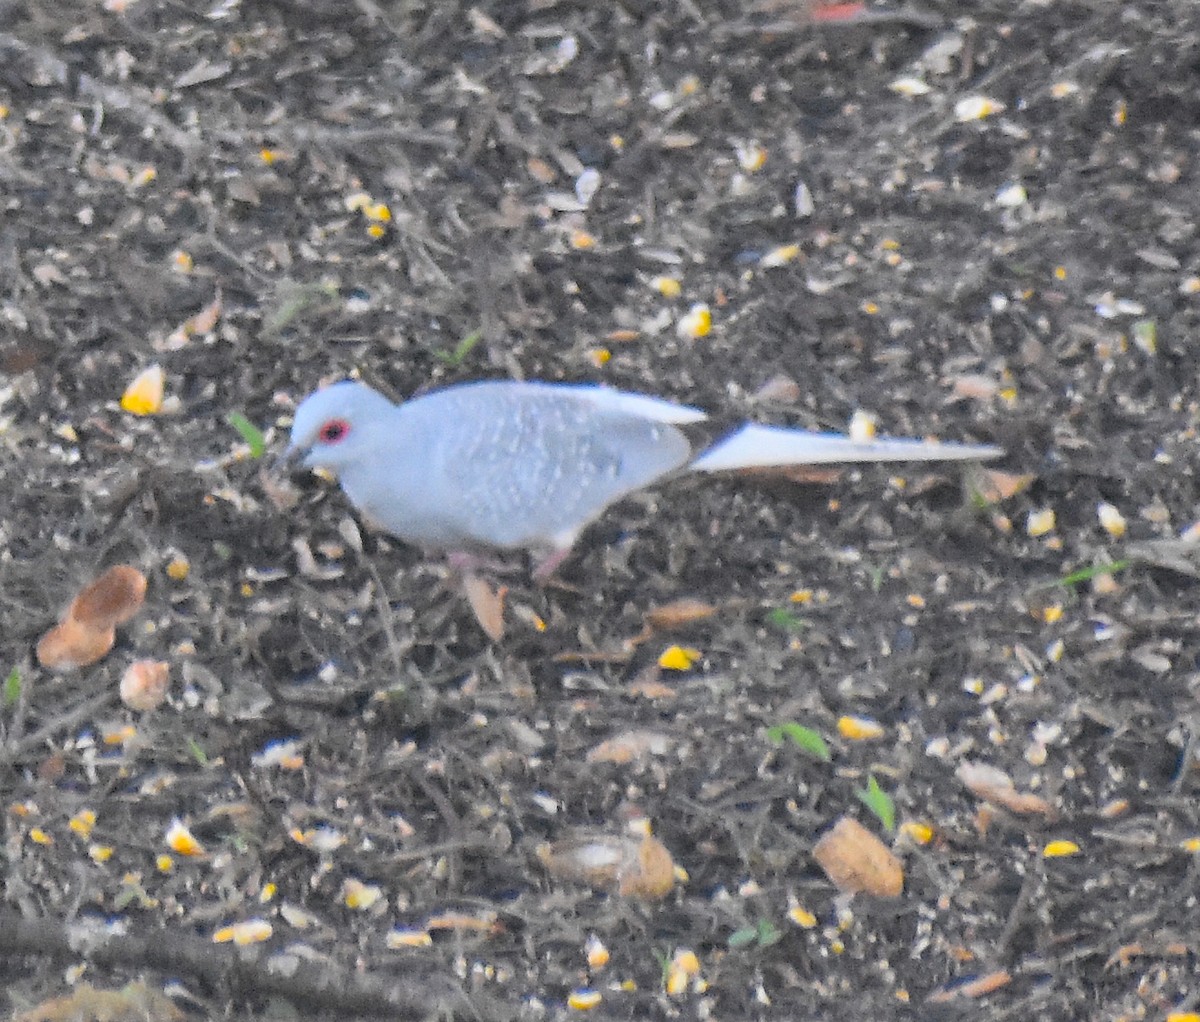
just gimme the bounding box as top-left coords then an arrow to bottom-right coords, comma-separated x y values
353,381 -> 694,551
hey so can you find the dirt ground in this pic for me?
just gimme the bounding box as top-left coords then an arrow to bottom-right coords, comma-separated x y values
3,1 -> 1200,1019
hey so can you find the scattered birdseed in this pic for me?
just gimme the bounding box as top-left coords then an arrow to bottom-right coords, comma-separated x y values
120,365 -> 165,415
954,96 -> 1005,121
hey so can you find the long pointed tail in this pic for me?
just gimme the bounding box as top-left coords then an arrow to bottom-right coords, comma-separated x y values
690,423 -> 1001,473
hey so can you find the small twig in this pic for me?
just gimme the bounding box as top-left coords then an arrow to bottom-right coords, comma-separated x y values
720,2 -> 944,38
993,864 -> 1041,959
359,555 -> 411,677
259,123 -> 460,150
0,690 -> 114,766
0,910 -> 495,1018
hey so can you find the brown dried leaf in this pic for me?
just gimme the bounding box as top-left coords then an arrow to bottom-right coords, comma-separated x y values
161,294 -> 223,349
537,832 -> 676,901
587,729 -> 673,764
972,469 -> 1037,504
618,833 -> 676,899
120,659 -> 170,711
69,565 -> 148,629
605,328 -> 641,343
37,617 -> 116,671
37,753 -> 66,783
957,761 -> 1054,817
811,816 -> 903,898
537,835 -> 622,887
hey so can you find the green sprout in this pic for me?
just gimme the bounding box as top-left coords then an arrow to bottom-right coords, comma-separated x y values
766,722 -> 831,762
766,607 -> 809,633
433,329 -> 483,368
1054,560 -> 1130,588
729,918 -> 783,950
855,774 -> 895,832
226,412 -> 265,459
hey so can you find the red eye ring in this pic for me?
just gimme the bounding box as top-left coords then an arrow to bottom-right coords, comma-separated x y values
318,418 -> 350,444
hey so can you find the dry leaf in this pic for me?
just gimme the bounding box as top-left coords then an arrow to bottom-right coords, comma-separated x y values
587,729 -> 673,764
811,816 -> 903,897
36,617 -> 115,671
957,761 -> 1054,817
70,565 -> 148,629
537,831 -> 676,900
461,573 -> 506,641
37,565 -> 147,671
120,660 -> 170,711
619,833 -> 677,899
972,469 -> 1036,504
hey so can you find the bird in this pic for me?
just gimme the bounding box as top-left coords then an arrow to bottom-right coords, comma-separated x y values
283,378 -> 1001,576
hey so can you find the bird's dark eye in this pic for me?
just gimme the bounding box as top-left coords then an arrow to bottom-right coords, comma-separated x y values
318,418 -> 350,444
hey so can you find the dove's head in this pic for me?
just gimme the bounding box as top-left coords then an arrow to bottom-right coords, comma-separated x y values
285,380 -> 397,475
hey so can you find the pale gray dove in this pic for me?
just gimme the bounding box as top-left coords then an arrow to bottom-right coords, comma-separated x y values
285,379 -> 1000,575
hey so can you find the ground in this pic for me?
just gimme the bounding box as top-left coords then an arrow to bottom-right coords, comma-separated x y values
2,1 -> 1200,1019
